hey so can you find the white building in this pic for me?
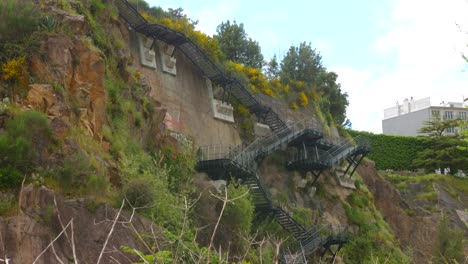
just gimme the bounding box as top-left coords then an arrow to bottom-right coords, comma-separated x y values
382,97 -> 467,136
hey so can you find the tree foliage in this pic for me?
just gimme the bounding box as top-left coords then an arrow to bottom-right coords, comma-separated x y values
215,20 -> 264,68
278,42 -> 349,124
280,42 -> 323,84
413,118 -> 468,173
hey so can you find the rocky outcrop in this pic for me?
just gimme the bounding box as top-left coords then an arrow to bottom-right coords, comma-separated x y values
0,185 -> 161,264
25,84 -> 67,118
357,161 -> 438,263
29,10 -> 106,139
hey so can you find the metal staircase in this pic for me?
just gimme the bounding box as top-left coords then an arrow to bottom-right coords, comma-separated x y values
113,0 -> 287,132
231,117 -> 323,171
113,0 -> 368,262
286,135 -> 370,181
196,118 -> 356,263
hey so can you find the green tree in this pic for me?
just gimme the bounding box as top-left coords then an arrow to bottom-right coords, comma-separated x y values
280,42 -> 323,84
265,54 -> 279,79
418,116 -> 459,137
413,117 -> 468,173
316,71 -> 349,124
215,20 -> 264,68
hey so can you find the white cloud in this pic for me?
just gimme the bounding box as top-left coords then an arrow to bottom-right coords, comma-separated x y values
337,0 -> 468,133
192,1 -> 242,36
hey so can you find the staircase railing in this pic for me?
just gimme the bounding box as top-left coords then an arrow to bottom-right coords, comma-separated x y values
319,135 -> 369,166
232,117 -> 322,167
197,144 -> 243,161
114,0 -> 289,132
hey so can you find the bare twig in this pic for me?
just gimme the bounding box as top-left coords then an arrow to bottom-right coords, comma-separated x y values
96,199 -> 125,264
51,244 -> 64,264
70,220 -> 78,264
32,219 -> 73,264
207,188 -> 228,263
53,195 -> 78,264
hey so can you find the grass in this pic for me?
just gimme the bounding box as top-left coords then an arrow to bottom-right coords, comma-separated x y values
384,173 -> 468,198
0,195 -> 17,216
416,191 -> 437,202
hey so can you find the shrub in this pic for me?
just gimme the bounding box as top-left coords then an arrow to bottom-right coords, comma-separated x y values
298,91 -> 308,107
434,214 -> 464,263
0,0 -> 40,43
290,102 -> 298,110
0,167 -> 22,189
53,151 -> 94,191
0,195 -> 16,216
1,56 -> 27,83
123,177 -> 155,207
0,111 -> 51,176
218,183 -> 254,253
119,153 -> 184,232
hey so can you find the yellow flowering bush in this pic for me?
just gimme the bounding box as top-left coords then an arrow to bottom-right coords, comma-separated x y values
290,102 -> 298,110
158,17 -> 222,63
225,61 -> 276,97
1,56 -> 28,86
299,92 -> 309,107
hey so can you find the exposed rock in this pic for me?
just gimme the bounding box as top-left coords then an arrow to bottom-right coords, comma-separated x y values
0,185 -> 162,263
30,33 -> 106,139
293,174 -> 307,189
25,84 -> 66,117
357,160 -> 438,263
49,118 -> 70,140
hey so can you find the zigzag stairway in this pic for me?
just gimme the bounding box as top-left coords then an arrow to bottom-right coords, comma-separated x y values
114,1 -> 371,262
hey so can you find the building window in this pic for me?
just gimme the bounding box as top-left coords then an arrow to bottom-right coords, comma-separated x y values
431,110 -> 440,119
446,127 -> 455,133
459,111 -> 467,120
444,111 -> 453,120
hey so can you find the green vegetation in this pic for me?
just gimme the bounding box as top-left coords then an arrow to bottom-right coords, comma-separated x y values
354,118 -> 468,172
349,130 -> 428,170
342,175 -> 411,263
384,173 -> 468,206
0,1 -> 420,262
433,214 -> 465,263
0,0 -> 39,41
215,20 -> 264,68
413,118 -> 468,174
0,111 -> 52,189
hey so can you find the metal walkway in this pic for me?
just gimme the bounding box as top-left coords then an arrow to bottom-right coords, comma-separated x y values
114,0 -> 287,133
196,118 -> 363,263
113,1 -> 370,262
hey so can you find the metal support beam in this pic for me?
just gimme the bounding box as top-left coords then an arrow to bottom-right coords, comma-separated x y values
311,169 -> 323,185
222,85 -> 227,103
342,154 -> 365,178
343,154 -> 357,176
302,142 -> 307,159
348,154 -> 365,178
226,83 -> 233,103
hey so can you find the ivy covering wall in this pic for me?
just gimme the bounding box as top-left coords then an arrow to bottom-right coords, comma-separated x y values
348,130 -> 429,170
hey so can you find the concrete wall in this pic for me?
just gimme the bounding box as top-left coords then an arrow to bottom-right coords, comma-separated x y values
382,108 -> 430,136
129,32 -> 241,147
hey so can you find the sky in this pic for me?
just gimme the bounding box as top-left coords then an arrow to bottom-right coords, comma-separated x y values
147,0 -> 468,133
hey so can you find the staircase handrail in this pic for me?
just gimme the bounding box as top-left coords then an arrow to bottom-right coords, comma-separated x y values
230,160 -> 273,205
114,0 -> 290,132
232,117 -> 322,164
319,135 -> 370,165
197,144 -> 243,161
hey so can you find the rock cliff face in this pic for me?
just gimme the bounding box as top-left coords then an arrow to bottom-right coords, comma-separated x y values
357,161 -> 438,263
0,185 -> 159,264
29,12 -> 106,139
